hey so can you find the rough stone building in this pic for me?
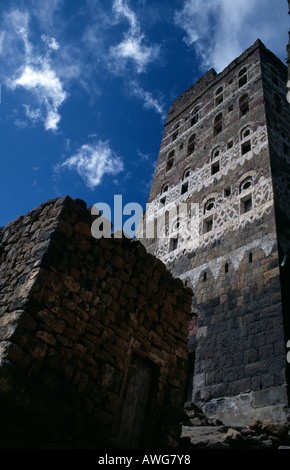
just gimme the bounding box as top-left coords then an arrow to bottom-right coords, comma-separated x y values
138,39 -> 290,426
0,196 -> 192,449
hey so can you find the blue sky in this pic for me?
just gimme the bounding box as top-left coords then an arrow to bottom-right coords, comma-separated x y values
0,0 -> 289,229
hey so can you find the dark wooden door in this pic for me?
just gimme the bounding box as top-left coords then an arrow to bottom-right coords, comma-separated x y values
116,357 -> 155,448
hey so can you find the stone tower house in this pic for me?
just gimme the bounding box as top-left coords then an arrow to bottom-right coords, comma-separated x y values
138,39 -> 290,425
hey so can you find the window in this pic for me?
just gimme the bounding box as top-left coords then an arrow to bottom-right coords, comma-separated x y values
241,195 -> 252,214
214,113 -> 223,136
166,158 -> 174,171
172,124 -> 179,141
202,272 -> 207,282
172,217 -> 180,232
212,146 -> 221,160
239,94 -> 249,117
249,252 -> 253,263
187,134 -> 196,155
224,187 -> 231,197
170,237 -> 178,251
204,216 -> 213,233
204,198 -> 215,214
239,67 -> 248,87
183,168 -> 191,179
166,151 -> 174,171
181,182 -> 188,195
240,177 -> 252,193
241,127 -> 252,155
215,86 -> 223,106
162,183 -> 169,193
160,196 -> 166,206
211,161 -> 220,175
225,263 -> 229,273
241,126 -> 251,140
227,140 -> 233,149
191,107 -> 199,126
241,140 -> 252,155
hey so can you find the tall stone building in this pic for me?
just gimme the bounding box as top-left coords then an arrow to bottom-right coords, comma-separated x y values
138,39 -> 290,425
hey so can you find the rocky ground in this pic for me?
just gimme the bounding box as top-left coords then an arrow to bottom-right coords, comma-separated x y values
179,403 -> 290,449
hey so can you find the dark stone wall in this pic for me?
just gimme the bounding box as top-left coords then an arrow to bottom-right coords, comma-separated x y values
0,196 -> 192,449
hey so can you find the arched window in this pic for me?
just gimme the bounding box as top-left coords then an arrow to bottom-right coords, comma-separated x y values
204,198 -> 215,214
215,86 -> 223,106
162,183 -> 169,193
183,168 -> 191,180
191,107 -> 199,126
166,150 -> 174,171
239,67 -> 248,87
239,176 -> 253,193
241,127 -> 252,155
239,93 -> 249,117
172,123 -> 179,141
212,146 -> 221,160
187,134 -> 196,155
214,113 -> 223,136
241,126 -> 251,140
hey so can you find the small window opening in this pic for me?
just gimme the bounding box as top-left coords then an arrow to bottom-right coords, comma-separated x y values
239,67 -> 248,87
203,272 -> 207,282
211,161 -> 220,175
204,216 -> 213,233
214,113 -> 223,136
227,140 -> 233,149
183,168 -> 191,179
212,147 -> 220,160
170,237 -> 178,251
249,252 -> 253,263
240,101 -> 249,117
224,187 -> 231,197
191,112 -> 199,126
215,87 -> 224,106
160,196 -> 166,206
162,184 -> 169,193
181,182 -> 189,194
241,195 -> 252,214
241,140 -> 251,155
187,134 -> 196,155
204,199 -> 215,213
166,158 -> 174,171
225,263 -> 229,273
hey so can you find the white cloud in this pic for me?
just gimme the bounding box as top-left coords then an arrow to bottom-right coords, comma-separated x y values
2,8 -> 67,131
10,62 -> 67,131
174,0 -> 289,72
59,141 -> 124,189
41,34 -> 60,51
109,0 -> 160,73
129,80 -> 166,120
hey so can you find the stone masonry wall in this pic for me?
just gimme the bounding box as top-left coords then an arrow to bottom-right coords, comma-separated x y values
0,196 -> 192,449
139,40 -> 289,426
